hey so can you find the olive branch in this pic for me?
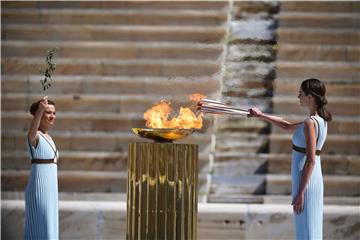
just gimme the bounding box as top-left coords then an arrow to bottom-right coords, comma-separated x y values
40,47 -> 59,91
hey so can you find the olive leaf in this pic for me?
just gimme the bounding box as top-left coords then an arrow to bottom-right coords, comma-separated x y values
40,47 -> 59,91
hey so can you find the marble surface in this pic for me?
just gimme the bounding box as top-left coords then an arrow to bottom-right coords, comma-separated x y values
2,201 -> 359,239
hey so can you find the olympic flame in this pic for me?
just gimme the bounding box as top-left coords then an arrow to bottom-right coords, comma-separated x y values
143,93 -> 206,129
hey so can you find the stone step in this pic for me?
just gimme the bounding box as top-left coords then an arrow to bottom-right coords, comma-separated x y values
2,24 -> 225,43
280,1 -> 360,13
1,111 -> 213,133
269,134 -> 360,155
2,57 -> 220,77
266,153 -> 359,176
210,174 -> 360,200
276,76 -> 359,84
2,130 -> 211,152
1,150 -> 210,173
271,115 -> 360,135
277,44 -> 359,62
277,12 -> 360,29
213,152 -> 360,176
222,87 -> 271,99
2,1 -> 228,10
2,191 -> 127,202
262,195 -> 360,206
266,174 -> 360,196
2,9 -> 226,26
276,61 -> 360,80
2,150 -> 126,171
215,116 -> 269,134
225,61 -> 275,78
1,74 -> 220,95
232,1 -> 280,16
210,175 -> 266,197
1,93 -> 218,114
213,152 -> 268,175
215,133 -> 269,153
274,79 -> 360,97
277,28 -> 360,45
1,170 -> 207,193
226,43 -> 275,62
208,193 -> 360,205
2,40 -> 223,60
2,201 -> 359,240
273,96 -> 360,116
0,190 -> 202,203
208,193 -> 266,204
220,61 -> 275,97
1,170 -> 127,192
3,190 -> 359,206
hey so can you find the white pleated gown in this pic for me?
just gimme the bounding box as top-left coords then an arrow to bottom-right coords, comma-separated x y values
291,115 -> 327,240
24,134 -> 59,240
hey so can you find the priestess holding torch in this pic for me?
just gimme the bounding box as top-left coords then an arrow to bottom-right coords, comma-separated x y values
199,78 -> 331,240
250,78 -> 331,239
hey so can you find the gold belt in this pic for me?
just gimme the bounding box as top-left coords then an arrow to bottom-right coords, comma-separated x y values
292,144 -> 321,156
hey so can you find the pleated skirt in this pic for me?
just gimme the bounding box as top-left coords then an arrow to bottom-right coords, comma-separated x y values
291,151 -> 323,240
24,164 -> 59,240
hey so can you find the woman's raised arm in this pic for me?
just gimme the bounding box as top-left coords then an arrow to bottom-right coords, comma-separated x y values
28,97 -> 48,146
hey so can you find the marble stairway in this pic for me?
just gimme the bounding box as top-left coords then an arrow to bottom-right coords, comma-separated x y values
1,0 -> 227,200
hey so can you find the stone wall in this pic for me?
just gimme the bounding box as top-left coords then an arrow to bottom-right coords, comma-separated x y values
208,0 -> 280,202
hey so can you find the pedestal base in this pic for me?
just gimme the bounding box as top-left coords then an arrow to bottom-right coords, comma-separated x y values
127,142 -> 198,240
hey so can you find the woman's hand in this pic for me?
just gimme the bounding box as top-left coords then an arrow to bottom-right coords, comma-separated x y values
248,107 -> 263,118
37,96 -> 48,114
292,192 -> 304,215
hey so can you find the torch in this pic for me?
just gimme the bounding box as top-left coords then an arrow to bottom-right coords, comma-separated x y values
197,98 -> 249,116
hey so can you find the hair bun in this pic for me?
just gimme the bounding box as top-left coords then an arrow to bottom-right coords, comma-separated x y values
321,97 -> 328,105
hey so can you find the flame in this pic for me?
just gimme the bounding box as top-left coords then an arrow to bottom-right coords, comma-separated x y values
189,93 -> 206,102
143,94 -> 206,129
143,100 -> 172,128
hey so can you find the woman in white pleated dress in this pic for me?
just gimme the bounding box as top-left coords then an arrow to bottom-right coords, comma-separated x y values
24,96 -> 59,239
249,78 -> 332,239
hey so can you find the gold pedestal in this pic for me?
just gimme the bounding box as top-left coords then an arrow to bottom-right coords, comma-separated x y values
127,142 -> 198,240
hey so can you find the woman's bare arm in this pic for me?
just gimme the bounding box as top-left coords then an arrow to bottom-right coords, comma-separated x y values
292,118 -> 317,214
248,107 -> 302,132
297,118 -> 317,195
28,97 -> 47,146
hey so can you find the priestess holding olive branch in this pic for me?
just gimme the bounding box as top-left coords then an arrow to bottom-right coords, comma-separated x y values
25,96 -> 59,239
249,78 -> 331,239
24,48 -> 59,239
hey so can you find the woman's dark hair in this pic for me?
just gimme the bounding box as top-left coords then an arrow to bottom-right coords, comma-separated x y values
301,78 -> 332,122
30,99 -> 55,116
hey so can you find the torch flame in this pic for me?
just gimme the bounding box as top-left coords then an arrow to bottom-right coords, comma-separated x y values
189,93 -> 206,102
143,94 -> 206,129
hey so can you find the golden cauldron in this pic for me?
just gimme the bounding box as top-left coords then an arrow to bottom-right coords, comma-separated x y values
131,128 -> 194,142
